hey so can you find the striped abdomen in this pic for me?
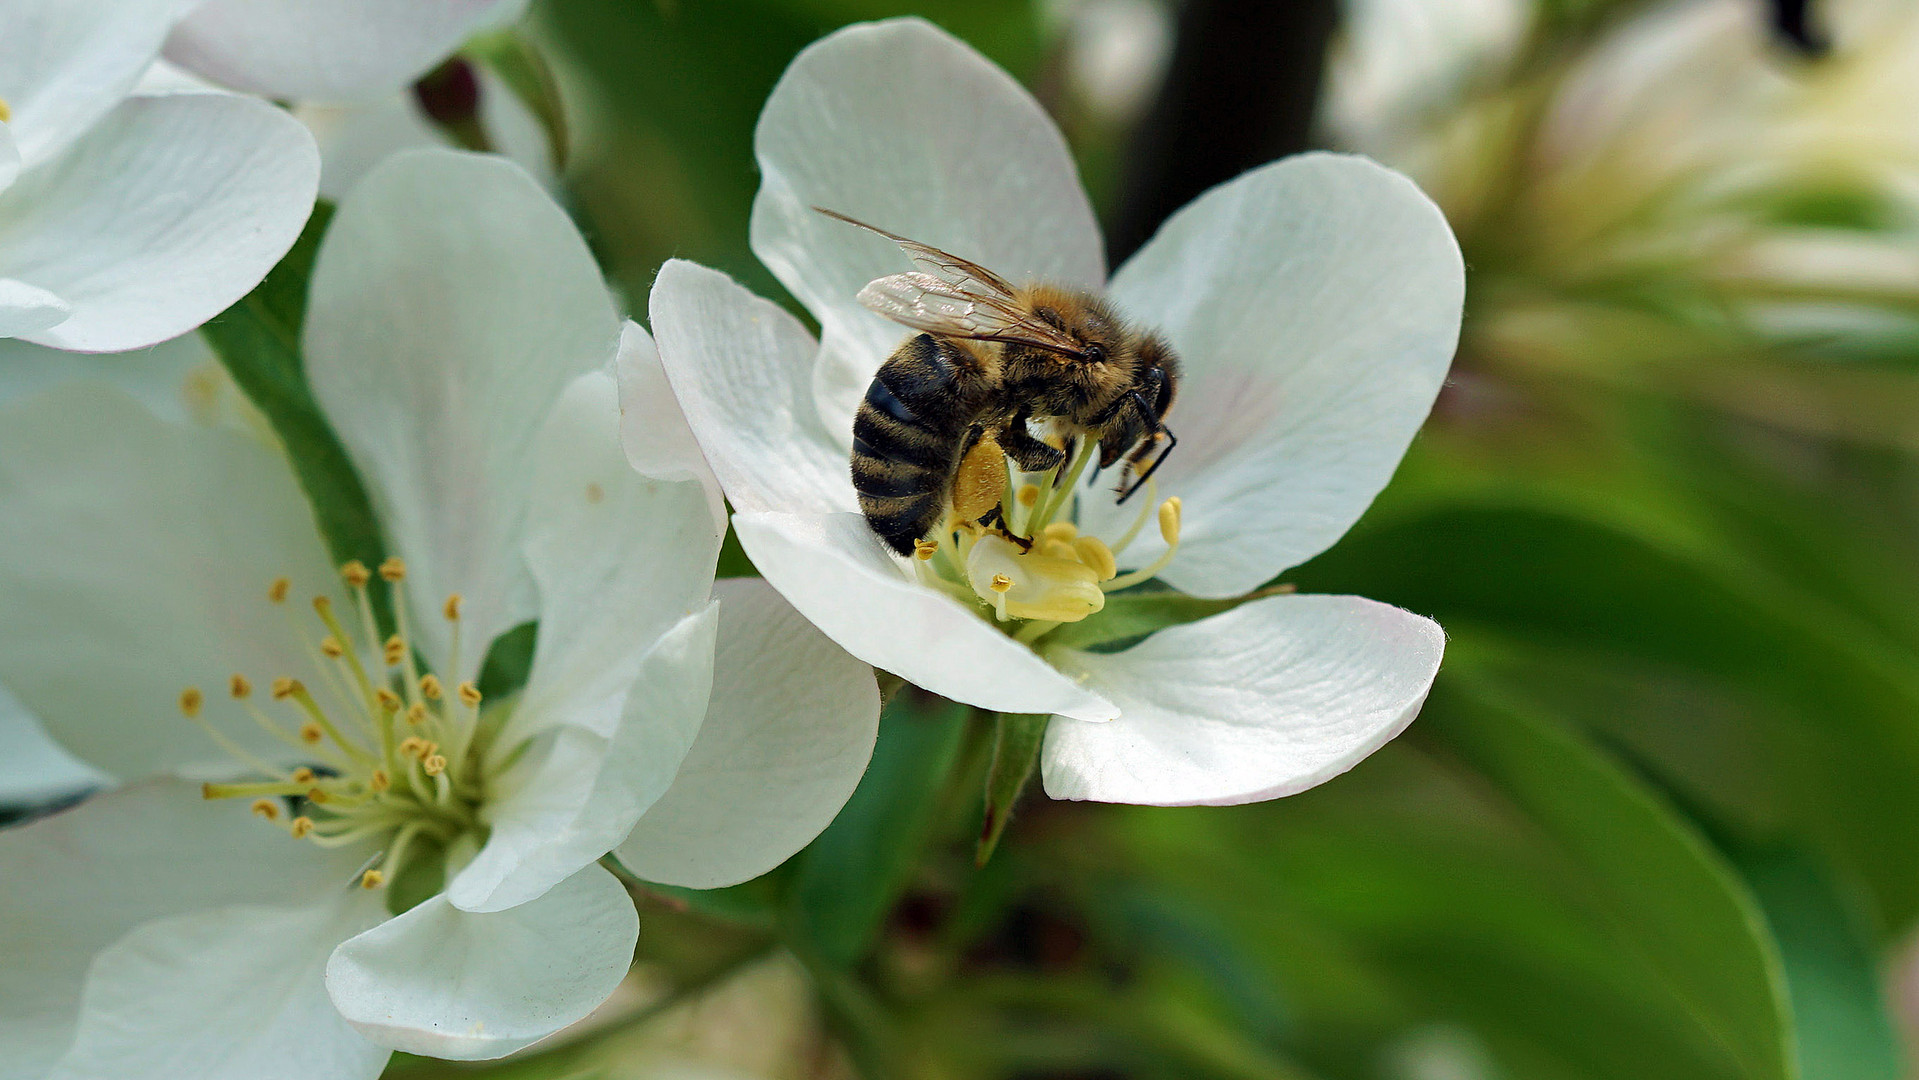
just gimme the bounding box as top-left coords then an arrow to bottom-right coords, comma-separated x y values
852,334 -> 989,555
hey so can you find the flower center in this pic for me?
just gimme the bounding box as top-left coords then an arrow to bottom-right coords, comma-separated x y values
186,558 -> 491,904
911,434 -> 1182,645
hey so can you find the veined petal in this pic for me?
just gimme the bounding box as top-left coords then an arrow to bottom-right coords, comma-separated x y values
649,259 -> 853,517
615,319 -> 725,534
0,779 -> 376,1080
734,510 -> 1116,721
307,149 -> 621,680
0,382 -> 340,780
0,93 -> 320,353
0,120 -> 18,193
1084,153 -> 1464,599
48,898 -> 388,1080
326,862 -> 639,1060
0,0 -> 180,165
1041,593 -> 1444,806
448,372 -> 721,912
166,0 -> 528,102
750,17 -> 1104,438
616,577 -> 880,889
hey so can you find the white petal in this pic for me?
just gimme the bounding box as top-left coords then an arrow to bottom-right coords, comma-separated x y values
1041,593 -> 1444,806
649,259 -> 853,516
0,278 -> 68,340
0,0 -> 180,164
0,382 -> 341,780
49,897 -> 388,1080
0,683 -> 103,805
0,121 -> 18,192
733,510 -> 1116,721
616,577 -> 880,889
326,863 -> 639,1060
165,0 -> 528,102
0,93 -> 320,353
447,372 -> 719,912
307,149 -> 621,679
615,319 -> 726,534
0,331 -> 220,424
749,17 -> 1104,437
1085,153 -> 1464,599
0,778 -> 377,1080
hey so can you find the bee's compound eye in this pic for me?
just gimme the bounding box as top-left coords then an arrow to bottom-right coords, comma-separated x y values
1083,343 -> 1106,364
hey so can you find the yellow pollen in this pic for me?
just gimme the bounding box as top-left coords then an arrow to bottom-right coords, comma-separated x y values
319,636 -> 345,659
457,682 -> 482,708
378,557 -> 406,582
399,736 -> 428,758
250,798 -> 280,821
228,674 -> 252,699
311,595 -> 333,616
0,98 -> 10,124
1041,521 -> 1079,542
1159,496 -> 1182,546
1017,484 -> 1041,508
585,482 -> 605,504
290,766 -> 316,783
443,594 -> 463,621
290,816 -> 314,838
299,722 -> 324,744
376,688 -> 402,713
422,754 -> 447,776
268,577 -> 291,604
419,674 -> 443,700
306,787 -> 329,804
178,687 -> 204,718
200,781 -> 215,800
383,635 -> 406,666
271,677 -> 299,701
405,703 -> 427,726
340,561 -> 371,588
989,574 -> 1014,594
1072,535 -> 1119,580
914,538 -> 940,561
361,869 -> 385,890
369,769 -> 391,792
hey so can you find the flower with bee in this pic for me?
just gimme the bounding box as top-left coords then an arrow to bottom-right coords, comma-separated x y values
647,18 -> 1464,807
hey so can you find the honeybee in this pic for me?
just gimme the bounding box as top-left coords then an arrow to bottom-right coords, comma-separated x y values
820,208 -> 1180,557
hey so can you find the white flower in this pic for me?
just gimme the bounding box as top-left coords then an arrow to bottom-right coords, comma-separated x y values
166,0 -> 528,103
0,0 -> 320,353
0,149 -> 878,1077
649,19 -> 1462,807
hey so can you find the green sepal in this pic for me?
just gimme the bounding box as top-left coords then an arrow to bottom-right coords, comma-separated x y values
1042,584 -> 1292,653
975,712 -> 1048,867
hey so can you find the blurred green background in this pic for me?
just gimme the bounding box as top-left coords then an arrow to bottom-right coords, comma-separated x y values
397,0 -> 1919,1076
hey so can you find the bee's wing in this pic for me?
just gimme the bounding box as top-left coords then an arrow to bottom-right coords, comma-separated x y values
815,208 -> 1083,356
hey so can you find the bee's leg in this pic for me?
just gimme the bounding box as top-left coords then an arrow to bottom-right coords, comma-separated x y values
1115,393 -> 1176,505
999,413 -> 1067,474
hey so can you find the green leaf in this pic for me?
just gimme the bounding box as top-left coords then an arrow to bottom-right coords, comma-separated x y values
975,712 -> 1047,866
199,203 -> 390,585
1428,670 -> 1794,1080
786,691 -> 970,966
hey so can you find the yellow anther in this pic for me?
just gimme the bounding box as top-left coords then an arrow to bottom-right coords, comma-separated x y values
967,533 -> 1105,623
312,595 -> 333,616
299,722 -> 324,744
1041,521 -> 1079,542
405,703 -> 427,726
369,769 -> 391,792
419,674 -> 443,700
340,561 -> 371,588
1158,496 -> 1182,546
178,687 -> 204,718
228,674 -> 252,699
378,557 -> 406,582
290,766 -> 316,784
1017,483 -> 1041,508
585,482 -> 605,504
422,754 -> 447,776
271,677 -> 299,701
399,736 -> 428,758
1038,538 -> 1079,561
306,787 -> 329,804
361,869 -> 385,890
268,577 -> 290,604
0,98 -> 10,124
443,594 -> 463,621
914,538 -> 940,561
989,574 -> 1014,594
250,798 -> 280,821
200,782 -> 215,800
375,688 -> 402,713
290,816 -> 314,838
383,635 -> 406,666
319,636 -> 345,659
1072,535 -> 1119,580
457,682 -> 482,708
